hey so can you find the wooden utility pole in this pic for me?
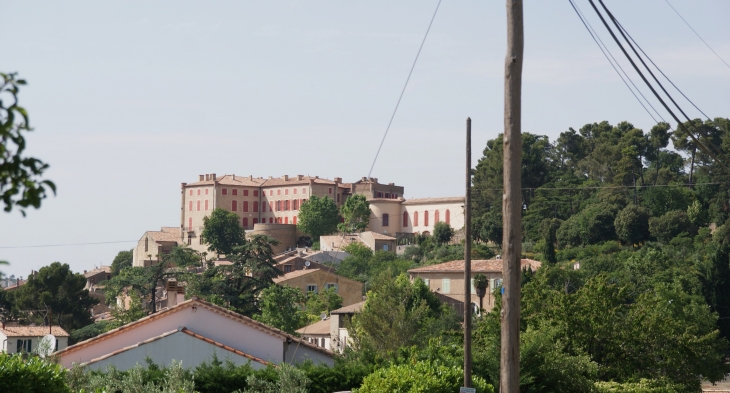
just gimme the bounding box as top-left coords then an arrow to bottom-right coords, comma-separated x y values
464,117 -> 473,388
501,0 -> 523,392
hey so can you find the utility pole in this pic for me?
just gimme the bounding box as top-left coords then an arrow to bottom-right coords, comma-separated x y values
501,0 -> 523,392
464,117 -> 473,388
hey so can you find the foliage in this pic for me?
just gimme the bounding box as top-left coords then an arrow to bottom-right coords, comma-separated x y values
203,208 -> 246,256
193,355 -> 255,393
69,320 -> 113,344
13,262 -> 98,331
67,360 -> 195,393
649,210 -> 692,243
432,221 -> 455,245
297,195 -> 340,240
299,357 -> 374,393
0,72 -> 56,215
356,360 -> 493,393
338,194 -> 371,233
614,204 -> 651,245
111,249 -> 133,276
0,353 -> 70,393
698,243 -> 730,340
304,287 -> 343,324
254,284 -> 306,334
557,203 -> 619,247
594,379 -> 682,393
242,363 -> 310,393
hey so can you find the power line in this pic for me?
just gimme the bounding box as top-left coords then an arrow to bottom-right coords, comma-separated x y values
470,181 -> 727,192
567,0 -> 665,124
663,0 -> 730,72
0,240 -> 137,249
367,0 -> 442,178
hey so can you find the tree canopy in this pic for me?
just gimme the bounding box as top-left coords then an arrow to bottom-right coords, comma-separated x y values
203,208 -> 245,256
297,196 -> 340,240
338,194 -> 370,233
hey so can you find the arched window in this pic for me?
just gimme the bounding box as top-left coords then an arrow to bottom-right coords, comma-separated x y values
243,201 -> 249,212
189,201 -> 192,211
382,213 -> 389,227
188,218 -> 192,231
403,211 -> 408,227
285,217 -> 289,224
424,211 -> 429,227
445,209 -> 450,224
205,200 -> 208,210
222,188 -> 228,195
253,201 -> 259,212
205,189 -> 208,195
293,200 -> 299,210
293,216 -> 297,224
197,200 -> 201,211
242,217 -> 248,227
434,210 -> 440,223
232,200 -> 238,211
197,189 -> 200,195
414,211 -> 419,226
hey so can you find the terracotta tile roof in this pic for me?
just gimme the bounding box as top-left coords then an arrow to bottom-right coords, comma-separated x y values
365,232 -> 396,240
402,196 -> 465,205
408,259 -> 541,274
260,176 -> 337,187
54,297 -> 333,358
273,268 -> 322,282
149,227 -> 180,243
320,235 -> 363,249
84,266 -> 111,278
296,319 -> 330,336
366,198 -> 403,203
331,300 -> 365,315
80,327 -> 271,367
3,280 -> 26,291
1,326 -> 69,337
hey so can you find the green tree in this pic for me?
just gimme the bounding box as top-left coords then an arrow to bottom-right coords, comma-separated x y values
0,73 -> 56,215
297,196 -> 340,240
255,285 -> 306,334
202,208 -> 245,256
0,353 -> 71,393
304,287 -> 343,324
649,210 -> 692,243
614,204 -> 651,246
432,222 -> 454,245
13,262 -> 98,331
110,249 -> 133,276
698,244 -> 730,340
338,194 -> 371,233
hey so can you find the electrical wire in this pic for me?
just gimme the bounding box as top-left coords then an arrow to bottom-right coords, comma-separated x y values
367,0 -> 442,178
663,0 -> 730,72
0,240 -> 137,249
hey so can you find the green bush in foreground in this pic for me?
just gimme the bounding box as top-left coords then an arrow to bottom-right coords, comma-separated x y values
356,360 -> 493,393
594,378 -> 682,393
0,353 -> 71,393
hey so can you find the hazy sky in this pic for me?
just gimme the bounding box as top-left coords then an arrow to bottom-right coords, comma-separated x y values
2,1 -> 729,277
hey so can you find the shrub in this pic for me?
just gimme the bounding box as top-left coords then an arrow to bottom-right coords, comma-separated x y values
649,210 -> 691,243
594,378 -> 682,393
614,204 -> 651,245
0,353 -> 70,393
433,222 -> 455,245
194,355 -> 255,393
356,361 -> 493,393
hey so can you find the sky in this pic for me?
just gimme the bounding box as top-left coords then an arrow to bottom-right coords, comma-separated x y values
1,0 -> 729,278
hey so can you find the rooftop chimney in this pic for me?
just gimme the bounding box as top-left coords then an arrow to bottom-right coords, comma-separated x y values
334,177 -> 342,183
283,175 -> 289,181
388,182 -> 394,186
233,174 -> 236,180
362,177 -> 368,182
249,175 -> 253,180
269,176 -> 273,179
181,182 -> 187,188
205,174 -> 209,181
199,175 -> 204,181
212,173 -> 217,182
297,175 -> 303,180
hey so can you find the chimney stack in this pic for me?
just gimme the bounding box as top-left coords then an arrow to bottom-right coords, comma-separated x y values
199,175 -> 204,181
205,174 -> 209,181
211,173 -> 216,180
334,177 -> 342,183
233,174 -> 236,180
283,175 -> 289,181
361,177 -> 367,182
297,175 -> 303,180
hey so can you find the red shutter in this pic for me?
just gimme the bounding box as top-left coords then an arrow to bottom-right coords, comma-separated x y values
285,217 -> 289,224
189,190 -> 192,196
243,217 -> 248,227
424,211 -> 429,226
233,189 -> 238,196
253,201 -> 258,212
329,187 -> 332,194
197,201 -> 200,211
197,189 -> 200,195
293,216 -> 297,224
244,201 -> 249,212
254,190 -> 258,197
445,209 -> 450,224
403,211 -> 408,227
414,211 -> 419,226
222,188 -> 228,195
285,189 -> 289,195
232,200 -> 237,211
189,201 -> 193,211
270,201 -> 274,211
205,200 -> 208,210
294,188 -> 297,194
382,213 -> 389,227
269,217 -> 273,223
244,190 -> 249,196
188,218 -> 192,231
435,210 -> 440,223
254,218 -> 259,224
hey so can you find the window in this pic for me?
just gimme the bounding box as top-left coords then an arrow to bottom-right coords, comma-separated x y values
253,218 -> 259,224
197,200 -> 201,211
285,189 -> 289,195
243,217 -> 248,227
187,234 -> 191,245
253,201 -> 258,212
293,216 -> 297,224
392,193 -> 398,198
205,189 -> 208,195
403,211 -> 408,227
293,188 -> 297,194
385,193 -> 390,198
232,189 -> 238,196
328,187 -> 332,194
325,283 -> 338,292
197,189 -> 200,195
302,187 -> 307,194
337,194 -> 340,203
293,200 -> 298,210
189,201 -> 193,211
244,190 -> 249,196
205,200 -> 209,210
276,201 -> 281,211
284,265 -> 293,273
269,217 -> 273,223
188,218 -> 192,231
277,189 -> 281,195
17,339 -> 32,353
232,200 -> 238,211
442,278 -> 451,294
145,237 -> 148,252
222,188 -> 228,195
199,234 -> 203,244
284,217 -> 289,224
269,190 -> 273,196
189,190 -> 193,196
435,210 -> 440,223
377,191 -> 383,198
307,284 -> 318,294
382,244 -> 389,251
471,278 -> 476,294
382,213 -> 389,227
424,278 -> 430,287
424,211 -> 429,226
285,200 -> 290,211
262,202 -> 266,212
445,209 -> 450,224
270,201 -> 274,211
243,201 -> 249,212
414,211 -> 419,226
254,190 -> 259,197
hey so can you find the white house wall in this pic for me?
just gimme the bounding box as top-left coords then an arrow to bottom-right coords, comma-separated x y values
85,331 -> 267,371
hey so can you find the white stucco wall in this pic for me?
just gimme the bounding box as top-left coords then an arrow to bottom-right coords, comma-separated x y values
85,331 -> 266,371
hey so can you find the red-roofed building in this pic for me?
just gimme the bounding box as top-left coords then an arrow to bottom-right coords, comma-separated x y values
1,325 -> 69,354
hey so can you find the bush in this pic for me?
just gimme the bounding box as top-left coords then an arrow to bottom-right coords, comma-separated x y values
356,361 -> 493,393
311,241 -> 320,250
0,353 -> 70,393
193,355 -> 255,393
614,204 -> 651,245
433,222 -> 455,245
594,379 -> 682,393
557,203 -> 619,247
649,210 -> 691,243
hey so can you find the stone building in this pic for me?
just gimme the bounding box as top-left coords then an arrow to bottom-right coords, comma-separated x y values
132,227 -> 181,267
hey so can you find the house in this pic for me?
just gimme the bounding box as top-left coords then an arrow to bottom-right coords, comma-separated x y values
295,318 -> 330,350
319,231 -> 396,253
273,269 -> 363,307
132,227 -> 181,267
296,300 -> 365,353
407,259 -> 542,312
84,266 -> 112,318
54,297 -> 333,370
304,250 -> 351,265
1,324 -> 69,354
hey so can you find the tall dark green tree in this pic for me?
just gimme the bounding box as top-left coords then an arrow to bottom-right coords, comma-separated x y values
110,249 -> 133,276
614,204 -> 651,246
297,196 -> 340,240
698,244 -> 730,340
13,262 -> 98,331
202,208 -> 245,256
338,194 -> 371,233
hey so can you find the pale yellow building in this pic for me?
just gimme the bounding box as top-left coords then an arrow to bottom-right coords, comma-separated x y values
273,268 -> 363,308
132,227 -> 181,267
